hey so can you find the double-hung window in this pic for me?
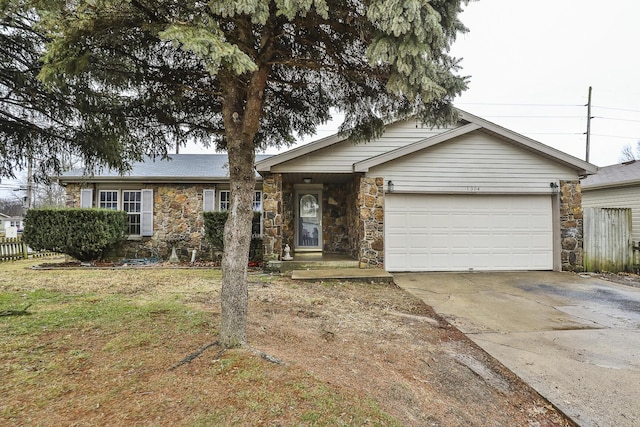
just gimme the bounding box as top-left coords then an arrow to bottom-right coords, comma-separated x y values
218,190 -> 262,212
83,189 -> 153,237
99,191 -> 119,210
219,190 -> 231,211
218,190 -> 262,237
122,191 -> 142,236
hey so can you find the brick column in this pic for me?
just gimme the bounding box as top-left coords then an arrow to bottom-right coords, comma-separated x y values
559,180 -> 583,272
262,173 -> 283,261
358,177 -> 385,268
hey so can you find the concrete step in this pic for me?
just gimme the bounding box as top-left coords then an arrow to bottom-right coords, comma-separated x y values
290,268 -> 394,283
280,259 -> 360,272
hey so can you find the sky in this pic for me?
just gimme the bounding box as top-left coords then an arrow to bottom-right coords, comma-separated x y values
3,0 -> 640,198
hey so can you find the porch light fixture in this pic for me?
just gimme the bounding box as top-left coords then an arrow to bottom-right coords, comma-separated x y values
303,177 -> 312,184
387,180 -> 394,193
549,182 -> 559,193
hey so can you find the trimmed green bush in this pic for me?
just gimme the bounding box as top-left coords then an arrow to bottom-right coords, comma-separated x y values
204,211 -> 263,262
23,209 -> 127,262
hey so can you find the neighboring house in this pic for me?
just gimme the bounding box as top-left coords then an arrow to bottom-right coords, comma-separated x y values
257,110 -> 596,272
0,212 -> 24,235
57,154 -> 270,259
59,110 -> 597,271
582,160 -> 640,242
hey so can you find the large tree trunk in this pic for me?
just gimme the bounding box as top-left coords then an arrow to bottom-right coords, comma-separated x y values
218,66 -> 268,348
219,137 -> 255,347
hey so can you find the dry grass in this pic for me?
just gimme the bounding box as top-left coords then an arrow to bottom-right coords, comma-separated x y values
0,257 -> 573,426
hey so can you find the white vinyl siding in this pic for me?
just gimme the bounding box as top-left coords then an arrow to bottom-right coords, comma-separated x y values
203,189 -> 216,212
370,130 -> 578,194
80,189 -> 93,208
271,119 -> 457,173
385,194 -> 553,272
583,185 -> 640,242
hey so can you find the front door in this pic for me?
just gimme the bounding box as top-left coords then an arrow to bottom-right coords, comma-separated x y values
296,191 -> 322,251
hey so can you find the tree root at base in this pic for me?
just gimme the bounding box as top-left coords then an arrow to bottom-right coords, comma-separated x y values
169,341 -> 223,371
170,342 -> 284,370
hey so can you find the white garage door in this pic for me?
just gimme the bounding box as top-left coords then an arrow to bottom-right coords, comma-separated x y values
385,194 -> 553,272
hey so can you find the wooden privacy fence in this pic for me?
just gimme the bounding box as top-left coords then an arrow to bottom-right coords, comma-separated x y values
0,236 -> 57,262
583,207 -> 634,273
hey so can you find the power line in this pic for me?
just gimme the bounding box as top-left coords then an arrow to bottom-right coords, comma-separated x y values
593,116 -> 640,124
592,105 -> 640,114
590,134 -> 640,140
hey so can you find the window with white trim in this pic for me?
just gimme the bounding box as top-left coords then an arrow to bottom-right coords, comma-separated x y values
252,191 -> 262,211
122,190 -> 142,236
219,190 -> 230,211
89,189 -> 153,236
99,190 -> 119,210
218,190 -> 262,212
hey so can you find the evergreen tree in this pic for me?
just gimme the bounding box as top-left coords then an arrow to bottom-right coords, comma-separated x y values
1,0 -> 169,180
29,0 -> 469,347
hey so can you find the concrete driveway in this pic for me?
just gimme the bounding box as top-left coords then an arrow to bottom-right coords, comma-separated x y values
394,271 -> 640,427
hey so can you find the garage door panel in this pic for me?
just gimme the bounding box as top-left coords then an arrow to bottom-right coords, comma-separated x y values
385,194 -> 553,271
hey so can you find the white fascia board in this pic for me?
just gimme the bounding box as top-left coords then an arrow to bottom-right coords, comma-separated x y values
353,123 -> 481,172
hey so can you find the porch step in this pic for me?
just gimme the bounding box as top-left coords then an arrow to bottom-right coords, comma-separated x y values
280,259 -> 360,272
291,268 -> 394,283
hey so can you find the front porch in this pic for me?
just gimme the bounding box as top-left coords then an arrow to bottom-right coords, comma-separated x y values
280,252 -> 359,272
261,172 -> 386,269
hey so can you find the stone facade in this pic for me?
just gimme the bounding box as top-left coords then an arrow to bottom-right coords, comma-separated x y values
261,175 -> 357,261
261,173 -> 283,260
357,177 -> 385,268
559,180 -> 584,272
322,183 -> 350,253
65,183 -> 214,261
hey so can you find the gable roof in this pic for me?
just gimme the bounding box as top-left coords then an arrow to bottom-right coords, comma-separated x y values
256,109 -> 597,176
581,160 -> 640,190
58,154 -> 272,184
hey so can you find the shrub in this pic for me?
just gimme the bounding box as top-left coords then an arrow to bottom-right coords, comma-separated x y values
23,209 -> 127,262
204,211 -> 263,262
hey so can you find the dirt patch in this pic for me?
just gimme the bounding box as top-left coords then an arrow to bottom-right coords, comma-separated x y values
594,272 -> 640,288
0,262 -> 573,426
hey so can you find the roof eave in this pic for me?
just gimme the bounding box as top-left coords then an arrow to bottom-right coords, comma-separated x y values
56,176 -> 258,184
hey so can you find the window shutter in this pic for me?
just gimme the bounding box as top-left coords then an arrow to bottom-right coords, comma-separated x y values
203,189 -> 215,212
80,189 -> 93,208
141,189 -> 154,237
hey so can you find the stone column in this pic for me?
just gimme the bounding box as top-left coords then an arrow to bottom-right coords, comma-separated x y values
358,177 -> 385,268
559,180 -> 584,272
262,173 -> 283,262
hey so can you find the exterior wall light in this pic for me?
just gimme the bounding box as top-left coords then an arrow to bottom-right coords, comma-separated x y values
550,182 -> 559,193
387,180 -> 394,193
303,177 -> 312,184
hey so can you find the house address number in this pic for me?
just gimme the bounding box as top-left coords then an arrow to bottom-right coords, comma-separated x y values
466,186 -> 480,192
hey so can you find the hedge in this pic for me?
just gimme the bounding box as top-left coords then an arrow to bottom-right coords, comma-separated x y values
23,209 -> 127,262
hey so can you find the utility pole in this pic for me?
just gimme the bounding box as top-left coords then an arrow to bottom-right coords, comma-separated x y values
585,86 -> 592,163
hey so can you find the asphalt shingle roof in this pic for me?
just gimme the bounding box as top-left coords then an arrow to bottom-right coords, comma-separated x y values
60,154 -> 272,180
582,160 -> 640,189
